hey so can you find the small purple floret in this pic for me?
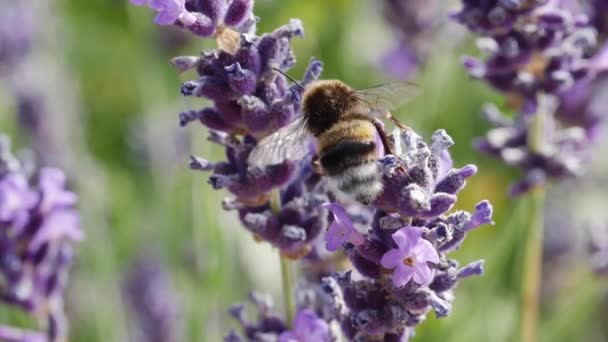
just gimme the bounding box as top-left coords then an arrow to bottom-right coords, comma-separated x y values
380,227 -> 439,287
322,203 -> 365,252
278,309 -> 330,342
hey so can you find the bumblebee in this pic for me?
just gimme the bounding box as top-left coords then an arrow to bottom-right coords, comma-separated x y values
248,79 -> 419,204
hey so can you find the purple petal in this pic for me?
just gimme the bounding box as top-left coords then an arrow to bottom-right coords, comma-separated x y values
380,249 -> 406,269
325,222 -> 345,252
414,239 -> 439,264
347,228 -> 366,246
412,264 -> 434,286
30,209 -> 83,253
391,226 -> 422,251
392,265 -> 415,287
290,309 -> 330,342
321,202 -> 349,226
130,0 -> 149,5
154,10 -> 181,25
278,332 -> 298,342
322,202 -> 365,251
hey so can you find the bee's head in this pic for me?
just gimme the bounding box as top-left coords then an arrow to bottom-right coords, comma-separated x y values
301,80 -> 358,136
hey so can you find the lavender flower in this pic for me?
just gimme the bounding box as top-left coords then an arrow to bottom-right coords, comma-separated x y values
134,0 -> 256,50
381,0 -> 440,78
323,203 -> 365,252
225,282 -> 342,342
226,293 -> 285,341
454,0 -> 608,194
124,253 -> 183,342
130,0 -> 197,26
0,135 -> 83,342
319,129 -> 493,341
133,0 -> 329,258
132,1 -> 495,340
0,2 -> 32,72
380,227 -> 439,287
278,309 -> 330,342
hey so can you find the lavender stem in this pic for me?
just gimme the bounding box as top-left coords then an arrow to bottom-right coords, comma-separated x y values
271,188 -> 295,327
279,254 -> 295,328
521,187 -> 546,342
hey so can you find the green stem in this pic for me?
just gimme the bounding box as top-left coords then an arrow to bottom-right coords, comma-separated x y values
270,189 -> 295,327
280,255 -> 295,327
520,187 -> 546,342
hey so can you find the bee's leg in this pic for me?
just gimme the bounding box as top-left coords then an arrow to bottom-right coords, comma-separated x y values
311,156 -> 324,175
372,118 -> 395,156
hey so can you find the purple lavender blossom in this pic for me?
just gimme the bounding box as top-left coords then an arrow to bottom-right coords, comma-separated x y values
381,0 -> 440,78
151,0 -> 327,258
322,202 -> 365,252
131,0 -> 197,26
454,0 -> 608,194
131,1 -> 495,340
278,309 -> 330,342
452,0 -> 546,36
124,253 -> 183,342
0,2 -> 32,72
226,291 -> 336,342
380,227 -> 439,287
318,129 -> 493,341
133,0 -> 256,43
0,135 -> 83,342
225,292 -> 289,341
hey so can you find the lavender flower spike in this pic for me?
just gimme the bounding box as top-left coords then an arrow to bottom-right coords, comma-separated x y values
124,253 -> 183,342
0,135 -> 83,342
131,1 -> 496,340
318,129 -> 493,341
453,0 -> 608,194
145,0 -> 327,258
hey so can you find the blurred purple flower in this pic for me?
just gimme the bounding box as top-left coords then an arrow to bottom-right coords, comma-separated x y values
0,173 -> 36,225
381,0 -> 439,78
278,309 -> 330,342
0,2 -> 32,71
124,253 -> 182,342
0,326 -> 46,342
0,135 -> 83,342
130,0 -> 197,26
225,292 -> 287,341
322,202 -> 365,252
380,227 -> 439,287
130,0 -> 255,40
454,0 -> 608,194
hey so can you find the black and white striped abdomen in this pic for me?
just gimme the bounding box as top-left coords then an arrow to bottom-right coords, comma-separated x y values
319,140 -> 383,204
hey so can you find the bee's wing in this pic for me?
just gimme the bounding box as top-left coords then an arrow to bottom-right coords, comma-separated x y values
353,81 -> 420,113
248,117 -> 313,167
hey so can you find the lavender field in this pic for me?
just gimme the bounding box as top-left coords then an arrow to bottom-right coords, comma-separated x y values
1,0 -> 607,341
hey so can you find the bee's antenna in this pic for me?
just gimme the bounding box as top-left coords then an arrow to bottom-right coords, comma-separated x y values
272,67 -> 305,90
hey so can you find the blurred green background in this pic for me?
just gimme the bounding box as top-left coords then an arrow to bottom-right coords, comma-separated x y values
1,0 -> 606,341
